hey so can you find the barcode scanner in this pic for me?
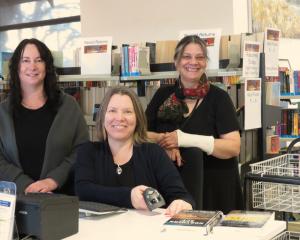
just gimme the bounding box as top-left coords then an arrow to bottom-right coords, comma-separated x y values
143,187 -> 166,211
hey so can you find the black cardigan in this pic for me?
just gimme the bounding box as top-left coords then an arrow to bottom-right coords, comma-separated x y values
75,141 -> 195,209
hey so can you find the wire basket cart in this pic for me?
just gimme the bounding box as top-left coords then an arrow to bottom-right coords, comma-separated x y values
271,231 -> 300,240
245,138 -> 300,239
247,153 -> 300,213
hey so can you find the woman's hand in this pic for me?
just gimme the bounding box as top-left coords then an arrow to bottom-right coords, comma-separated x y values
131,185 -> 148,210
147,131 -> 166,143
165,148 -> 183,167
159,131 -> 178,149
25,178 -> 58,193
165,199 -> 193,216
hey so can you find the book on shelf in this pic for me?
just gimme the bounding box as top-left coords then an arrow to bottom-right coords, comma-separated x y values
163,210 -> 223,235
93,103 -> 100,121
266,135 -> 280,154
146,42 -> 156,64
265,81 -> 280,106
121,44 -> 150,77
281,109 -> 299,137
137,46 -> 151,75
111,50 -> 121,76
227,34 -> 241,68
80,36 -> 112,75
217,210 -> 275,228
155,40 -> 178,64
279,67 -> 291,95
293,70 -> 300,95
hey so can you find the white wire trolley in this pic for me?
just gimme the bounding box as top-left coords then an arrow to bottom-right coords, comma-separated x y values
245,153 -> 300,239
247,154 -> 300,213
271,231 -> 300,240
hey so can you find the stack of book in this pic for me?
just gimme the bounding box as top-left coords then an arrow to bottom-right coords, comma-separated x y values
121,44 -> 151,77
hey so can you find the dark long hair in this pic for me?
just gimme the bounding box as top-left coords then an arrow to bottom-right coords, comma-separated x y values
8,38 -> 61,112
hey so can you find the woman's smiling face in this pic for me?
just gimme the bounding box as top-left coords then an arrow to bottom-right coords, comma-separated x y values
104,94 -> 137,143
176,43 -> 207,86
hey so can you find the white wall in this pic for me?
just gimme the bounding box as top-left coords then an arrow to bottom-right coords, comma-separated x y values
233,0 -> 250,34
279,38 -> 300,69
80,0 -> 248,46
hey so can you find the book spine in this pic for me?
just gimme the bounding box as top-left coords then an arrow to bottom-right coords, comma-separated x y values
122,46 -> 129,76
128,46 -> 139,76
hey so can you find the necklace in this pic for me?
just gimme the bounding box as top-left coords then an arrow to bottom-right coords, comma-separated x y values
116,164 -> 122,175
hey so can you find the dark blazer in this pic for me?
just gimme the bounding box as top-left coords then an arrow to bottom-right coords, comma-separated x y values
75,141 -> 195,208
0,92 -> 89,193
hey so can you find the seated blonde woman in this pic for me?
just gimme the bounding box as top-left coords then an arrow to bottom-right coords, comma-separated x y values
75,86 -> 194,216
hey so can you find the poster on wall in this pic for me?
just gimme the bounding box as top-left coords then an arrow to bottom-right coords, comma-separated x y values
81,36 -> 112,75
251,0 -> 300,39
179,29 -> 222,70
244,78 -> 261,130
264,28 -> 280,77
242,41 -> 260,78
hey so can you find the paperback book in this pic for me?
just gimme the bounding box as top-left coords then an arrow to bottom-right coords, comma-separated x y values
163,210 -> 223,235
218,210 -> 275,228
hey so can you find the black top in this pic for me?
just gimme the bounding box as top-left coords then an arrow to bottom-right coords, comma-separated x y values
75,141 -> 195,209
13,102 -> 56,181
115,159 -> 135,187
146,84 -> 244,213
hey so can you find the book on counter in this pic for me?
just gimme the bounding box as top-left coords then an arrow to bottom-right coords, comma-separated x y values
163,210 -> 223,235
163,209 -> 276,236
217,210 -> 275,228
212,210 -> 283,240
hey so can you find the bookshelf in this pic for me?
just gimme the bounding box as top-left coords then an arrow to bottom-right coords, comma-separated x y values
120,68 -> 243,81
59,74 -> 119,82
279,78 -> 300,150
280,95 -> 300,100
0,69 -> 243,83
120,71 -> 178,81
259,53 -> 282,160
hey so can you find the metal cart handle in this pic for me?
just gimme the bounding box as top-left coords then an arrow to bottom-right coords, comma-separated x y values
246,172 -> 300,185
287,138 -> 300,153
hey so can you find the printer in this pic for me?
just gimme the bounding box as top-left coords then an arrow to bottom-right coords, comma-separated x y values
15,193 -> 78,240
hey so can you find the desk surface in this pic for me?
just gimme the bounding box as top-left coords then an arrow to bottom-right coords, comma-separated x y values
65,209 -> 286,240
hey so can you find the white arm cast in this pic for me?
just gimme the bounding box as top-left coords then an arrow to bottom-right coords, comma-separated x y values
176,129 -> 214,155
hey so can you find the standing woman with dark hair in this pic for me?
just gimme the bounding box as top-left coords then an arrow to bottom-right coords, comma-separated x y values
0,38 -> 89,194
146,35 -> 244,213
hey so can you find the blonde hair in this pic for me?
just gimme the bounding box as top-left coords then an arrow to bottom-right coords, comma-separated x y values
96,86 -> 148,144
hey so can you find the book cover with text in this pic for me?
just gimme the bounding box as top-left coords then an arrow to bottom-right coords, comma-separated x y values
218,210 -> 274,228
81,36 -> 112,75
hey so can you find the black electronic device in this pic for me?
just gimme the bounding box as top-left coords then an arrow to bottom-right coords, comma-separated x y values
15,193 -> 79,240
143,187 -> 166,211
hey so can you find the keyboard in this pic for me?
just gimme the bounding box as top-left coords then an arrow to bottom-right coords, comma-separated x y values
79,201 -> 127,217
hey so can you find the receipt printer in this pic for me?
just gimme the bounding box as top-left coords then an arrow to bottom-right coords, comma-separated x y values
15,193 -> 79,240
